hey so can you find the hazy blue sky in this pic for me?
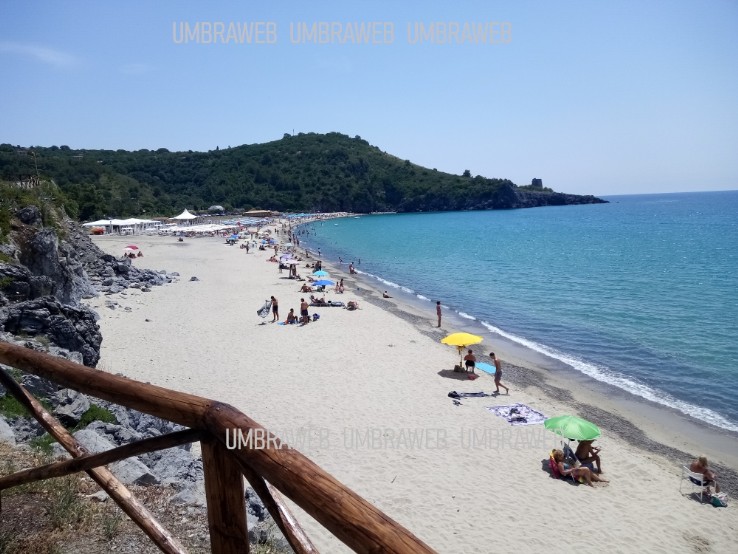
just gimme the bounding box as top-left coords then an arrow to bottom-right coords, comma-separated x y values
1,1 -> 736,195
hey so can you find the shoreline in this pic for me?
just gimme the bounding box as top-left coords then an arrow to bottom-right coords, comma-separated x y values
330,255 -> 738,491
296,220 -> 738,471
87,229 -> 738,553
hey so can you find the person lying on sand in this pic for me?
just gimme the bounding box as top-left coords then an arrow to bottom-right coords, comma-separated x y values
346,300 -> 359,311
310,295 -> 328,306
553,450 -> 608,487
300,284 -> 314,293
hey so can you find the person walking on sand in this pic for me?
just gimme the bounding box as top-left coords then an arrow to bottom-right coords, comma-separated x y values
270,296 -> 279,322
436,301 -> 442,327
490,352 -> 509,394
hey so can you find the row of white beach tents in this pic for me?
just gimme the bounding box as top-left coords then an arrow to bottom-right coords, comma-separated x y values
83,209 -> 276,236
82,209 -> 201,234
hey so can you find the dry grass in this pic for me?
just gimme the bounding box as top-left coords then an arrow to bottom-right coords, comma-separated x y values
0,442 -> 213,553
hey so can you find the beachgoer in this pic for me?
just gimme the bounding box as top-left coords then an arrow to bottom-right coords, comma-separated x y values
300,284 -> 313,293
464,350 -> 476,372
300,298 -> 309,323
349,262 -> 356,274
383,291 -> 392,298
552,450 -> 608,487
286,309 -> 297,324
490,352 -> 509,394
270,296 -> 279,322
137,251 -> 143,257
346,300 -> 359,311
690,456 -> 720,493
245,243 -> 250,254
575,440 -> 602,473
436,301 -> 442,327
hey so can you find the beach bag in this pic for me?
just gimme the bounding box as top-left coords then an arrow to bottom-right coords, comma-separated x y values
711,492 -> 728,507
312,313 -> 320,321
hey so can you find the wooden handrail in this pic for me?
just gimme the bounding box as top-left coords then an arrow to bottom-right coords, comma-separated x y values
0,340 -> 435,553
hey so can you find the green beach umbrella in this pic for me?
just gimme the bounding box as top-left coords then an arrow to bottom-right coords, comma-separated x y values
544,415 -> 601,441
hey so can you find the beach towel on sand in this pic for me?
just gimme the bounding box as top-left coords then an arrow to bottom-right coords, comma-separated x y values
448,391 -> 494,399
257,300 -> 272,318
475,362 -> 495,375
486,403 -> 546,425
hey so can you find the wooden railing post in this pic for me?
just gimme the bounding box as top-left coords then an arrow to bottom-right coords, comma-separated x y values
202,436 -> 249,553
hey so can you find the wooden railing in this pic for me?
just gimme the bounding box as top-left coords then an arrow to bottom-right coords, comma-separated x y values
0,341 -> 435,553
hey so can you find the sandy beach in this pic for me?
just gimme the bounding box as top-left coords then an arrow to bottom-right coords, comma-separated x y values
87,227 -> 738,553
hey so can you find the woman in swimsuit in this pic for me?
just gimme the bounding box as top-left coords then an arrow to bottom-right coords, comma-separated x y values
552,450 -> 608,486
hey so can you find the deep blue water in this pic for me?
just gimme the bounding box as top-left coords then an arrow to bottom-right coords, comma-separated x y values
297,190 -> 738,432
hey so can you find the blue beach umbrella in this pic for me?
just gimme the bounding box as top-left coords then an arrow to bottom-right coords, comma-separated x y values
313,270 -> 330,277
312,279 -> 335,286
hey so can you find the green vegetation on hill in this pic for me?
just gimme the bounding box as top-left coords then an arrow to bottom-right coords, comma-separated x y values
0,133 -> 603,220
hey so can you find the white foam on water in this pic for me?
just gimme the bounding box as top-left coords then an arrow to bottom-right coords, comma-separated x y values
480,320 -> 738,433
457,311 -> 476,321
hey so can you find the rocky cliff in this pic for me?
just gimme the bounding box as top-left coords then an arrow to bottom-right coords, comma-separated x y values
0,205 -> 173,366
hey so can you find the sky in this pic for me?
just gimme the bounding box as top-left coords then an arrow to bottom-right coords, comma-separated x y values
1,0 -> 737,196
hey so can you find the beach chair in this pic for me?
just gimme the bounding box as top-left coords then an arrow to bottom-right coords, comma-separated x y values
680,466 -> 709,503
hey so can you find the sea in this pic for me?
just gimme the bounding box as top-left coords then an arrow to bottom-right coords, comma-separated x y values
296,190 -> 738,433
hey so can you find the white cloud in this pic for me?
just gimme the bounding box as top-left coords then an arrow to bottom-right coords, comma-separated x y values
0,41 -> 79,68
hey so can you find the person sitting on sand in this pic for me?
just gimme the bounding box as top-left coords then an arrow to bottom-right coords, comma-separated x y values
310,295 -> 328,306
268,255 -> 277,262
464,350 -> 476,372
690,456 -> 720,493
346,300 -> 359,311
553,450 -> 608,487
285,309 -> 297,325
137,251 -> 143,257
383,290 -> 392,298
575,440 -> 603,473
300,284 -> 314,293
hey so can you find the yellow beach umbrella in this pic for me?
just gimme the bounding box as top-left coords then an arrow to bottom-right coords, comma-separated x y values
440,332 -> 483,367
440,332 -> 483,347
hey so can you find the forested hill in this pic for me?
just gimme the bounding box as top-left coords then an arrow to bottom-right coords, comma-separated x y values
0,133 -> 606,220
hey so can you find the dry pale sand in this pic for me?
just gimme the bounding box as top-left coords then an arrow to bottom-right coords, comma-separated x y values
87,228 -> 738,554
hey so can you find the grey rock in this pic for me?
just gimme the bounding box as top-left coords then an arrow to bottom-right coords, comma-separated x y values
53,389 -> 91,427
152,448 -> 203,487
20,374 -> 59,400
170,484 -> 206,507
70,429 -> 160,486
0,417 -> 16,445
189,276 -> 199,281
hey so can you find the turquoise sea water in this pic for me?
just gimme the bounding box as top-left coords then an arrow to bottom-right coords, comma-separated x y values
298,191 -> 738,432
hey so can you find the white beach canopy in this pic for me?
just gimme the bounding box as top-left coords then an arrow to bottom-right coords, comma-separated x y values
171,209 -> 198,221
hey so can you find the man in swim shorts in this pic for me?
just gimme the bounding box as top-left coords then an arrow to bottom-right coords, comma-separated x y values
490,352 -> 509,394
300,298 -> 309,324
